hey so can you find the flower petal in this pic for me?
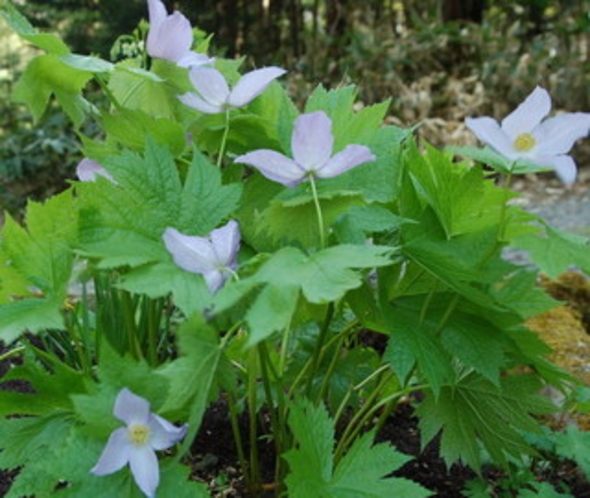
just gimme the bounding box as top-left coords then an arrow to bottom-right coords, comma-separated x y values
209,220 -> 241,268
532,154 -> 578,186
291,111 -> 334,171
163,227 -> 216,274
228,67 -> 287,108
465,116 -> 517,159
235,149 -> 306,187
148,414 -> 188,451
91,427 -> 132,476
202,270 -> 226,293
177,52 -> 214,69
76,158 -> 115,183
178,92 -> 224,114
187,67 -> 230,107
533,113 -> 590,155
146,0 -> 193,62
316,144 -> 375,179
157,12 -> 194,62
501,86 -> 551,137
129,446 -> 160,498
146,0 -> 166,36
114,388 -> 151,425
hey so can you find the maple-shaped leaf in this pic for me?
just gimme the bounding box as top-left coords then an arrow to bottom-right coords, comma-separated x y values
12,54 -> 94,126
0,190 -> 78,342
416,372 -> 555,470
213,244 -> 396,346
283,397 -> 429,497
405,142 -> 509,238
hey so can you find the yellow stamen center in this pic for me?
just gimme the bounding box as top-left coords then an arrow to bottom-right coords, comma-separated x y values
513,133 -> 536,152
128,424 -> 150,446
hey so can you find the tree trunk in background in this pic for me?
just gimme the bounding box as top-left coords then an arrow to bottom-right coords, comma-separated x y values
213,0 -> 240,57
442,0 -> 486,23
325,0 -> 351,74
288,0 -> 304,59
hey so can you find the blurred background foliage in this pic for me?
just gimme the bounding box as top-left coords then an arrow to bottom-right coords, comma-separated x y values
1,0 -> 589,217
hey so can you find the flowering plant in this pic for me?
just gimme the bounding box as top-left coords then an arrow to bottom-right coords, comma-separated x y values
1,0 -> 590,497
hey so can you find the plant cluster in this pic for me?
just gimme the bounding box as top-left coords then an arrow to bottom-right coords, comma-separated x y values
1,0 -> 590,496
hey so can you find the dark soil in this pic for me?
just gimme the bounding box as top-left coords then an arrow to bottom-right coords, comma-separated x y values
186,398 -> 590,497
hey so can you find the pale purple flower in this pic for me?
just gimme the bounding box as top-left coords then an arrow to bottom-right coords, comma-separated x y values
163,220 -> 240,293
91,388 -> 188,498
146,0 -> 212,68
178,66 -> 286,114
465,86 -> 590,185
76,158 -> 116,183
234,111 -> 376,187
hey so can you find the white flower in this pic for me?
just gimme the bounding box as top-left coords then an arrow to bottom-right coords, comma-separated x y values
163,220 -> 240,293
178,66 -> 286,114
466,86 -> 590,185
146,0 -> 212,68
235,111 -> 376,187
91,388 -> 188,498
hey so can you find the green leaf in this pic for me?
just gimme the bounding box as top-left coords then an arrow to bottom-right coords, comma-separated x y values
0,298 -> 64,343
100,109 -> 186,156
401,208 -> 505,309
259,187 -> 364,248
406,142 -> 508,238
416,373 -> 555,470
108,60 -> 175,118
512,224 -> 590,278
0,349 -> 86,416
333,204 -> 412,244
13,54 -> 93,125
248,78 -> 299,153
0,191 -> 77,341
553,426 -> 590,479
0,251 -> 30,303
117,262 -> 211,316
381,300 -> 454,394
60,53 -> 114,73
214,244 -> 395,346
324,125 -> 408,204
0,415 -> 74,497
284,398 -> 429,497
0,1 -> 70,54
451,146 -> 550,175
178,148 -> 242,233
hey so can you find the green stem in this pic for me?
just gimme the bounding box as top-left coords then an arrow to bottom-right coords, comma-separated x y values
121,292 -> 142,360
288,318 -> 358,398
146,298 -> 161,366
309,175 -> 326,248
227,391 -> 252,491
0,346 -> 25,363
217,109 -> 231,168
95,73 -> 124,112
479,161 -> 516,268
305,302 -> 334,397
497,167 -> 514,243
317,333 -> 346,402
334,371 -> 393,463
258,342 -> 284,484
247,348 -> 261,491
